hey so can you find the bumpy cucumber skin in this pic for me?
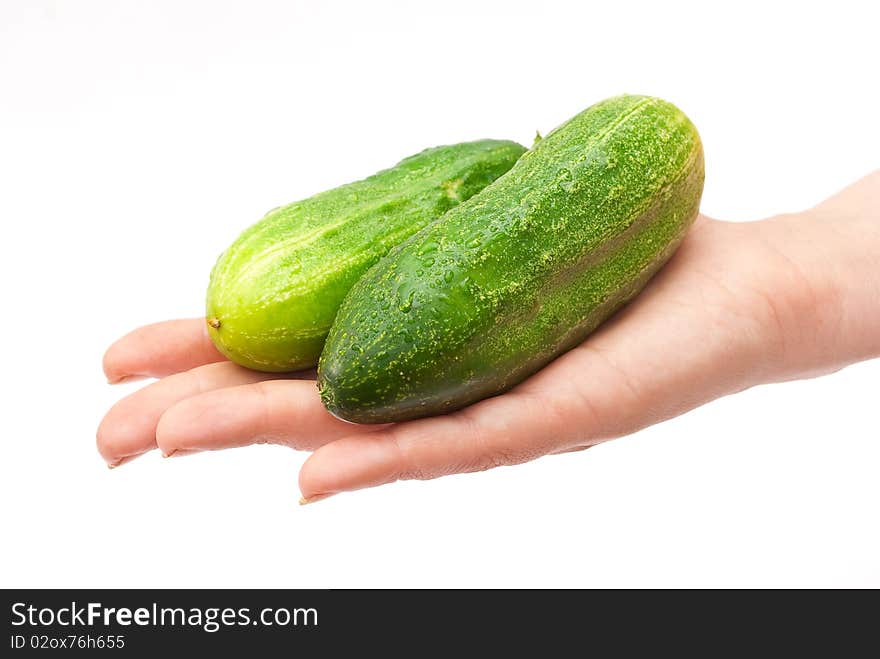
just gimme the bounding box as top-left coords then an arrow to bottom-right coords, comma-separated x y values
205,140 -> 526,372
319,95 -> 704,423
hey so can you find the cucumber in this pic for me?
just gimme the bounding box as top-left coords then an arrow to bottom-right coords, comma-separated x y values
318,95 -> 704,422
205,139 -> 526,371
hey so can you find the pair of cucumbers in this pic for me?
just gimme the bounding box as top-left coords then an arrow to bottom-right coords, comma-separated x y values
206,95 -> 705,423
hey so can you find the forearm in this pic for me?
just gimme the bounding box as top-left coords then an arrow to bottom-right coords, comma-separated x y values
759,171 -> 880,382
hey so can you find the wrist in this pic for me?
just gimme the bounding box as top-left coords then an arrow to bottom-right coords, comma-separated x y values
758,199 -> 880,382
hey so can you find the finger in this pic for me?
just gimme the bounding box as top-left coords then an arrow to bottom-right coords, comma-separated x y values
298,391 -> 570,501
97,361 -> 307,465
103,318 -> 226,383
156,379 -> 381,456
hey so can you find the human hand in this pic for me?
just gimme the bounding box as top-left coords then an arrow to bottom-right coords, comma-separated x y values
97,171 -> 880,502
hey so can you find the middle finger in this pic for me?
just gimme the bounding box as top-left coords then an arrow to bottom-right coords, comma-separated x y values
97,362 -> 313,465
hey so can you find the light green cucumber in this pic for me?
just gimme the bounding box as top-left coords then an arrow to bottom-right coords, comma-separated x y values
206,140 -> 526,371
318,95 -> 705,422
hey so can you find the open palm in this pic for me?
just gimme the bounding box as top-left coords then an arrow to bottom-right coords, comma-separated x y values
97,173 -> 880,502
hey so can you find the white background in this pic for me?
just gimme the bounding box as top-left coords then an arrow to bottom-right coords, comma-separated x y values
1,0 -> 877,588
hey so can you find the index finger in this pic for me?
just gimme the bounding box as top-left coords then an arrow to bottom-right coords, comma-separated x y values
297,390 -> 576,502
103,318 -> 226,383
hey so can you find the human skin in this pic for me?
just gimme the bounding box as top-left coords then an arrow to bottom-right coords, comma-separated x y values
98,171 -> 880,503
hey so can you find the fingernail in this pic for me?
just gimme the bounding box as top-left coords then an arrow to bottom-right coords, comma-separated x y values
162,448 -> 199,459
299,493 -> 335,506
107,374 -> 147,385
106,455 -> 138,469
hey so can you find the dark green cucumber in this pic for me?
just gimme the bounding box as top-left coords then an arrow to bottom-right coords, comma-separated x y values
205,139 -> 525,371
318,95 -> 704,422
